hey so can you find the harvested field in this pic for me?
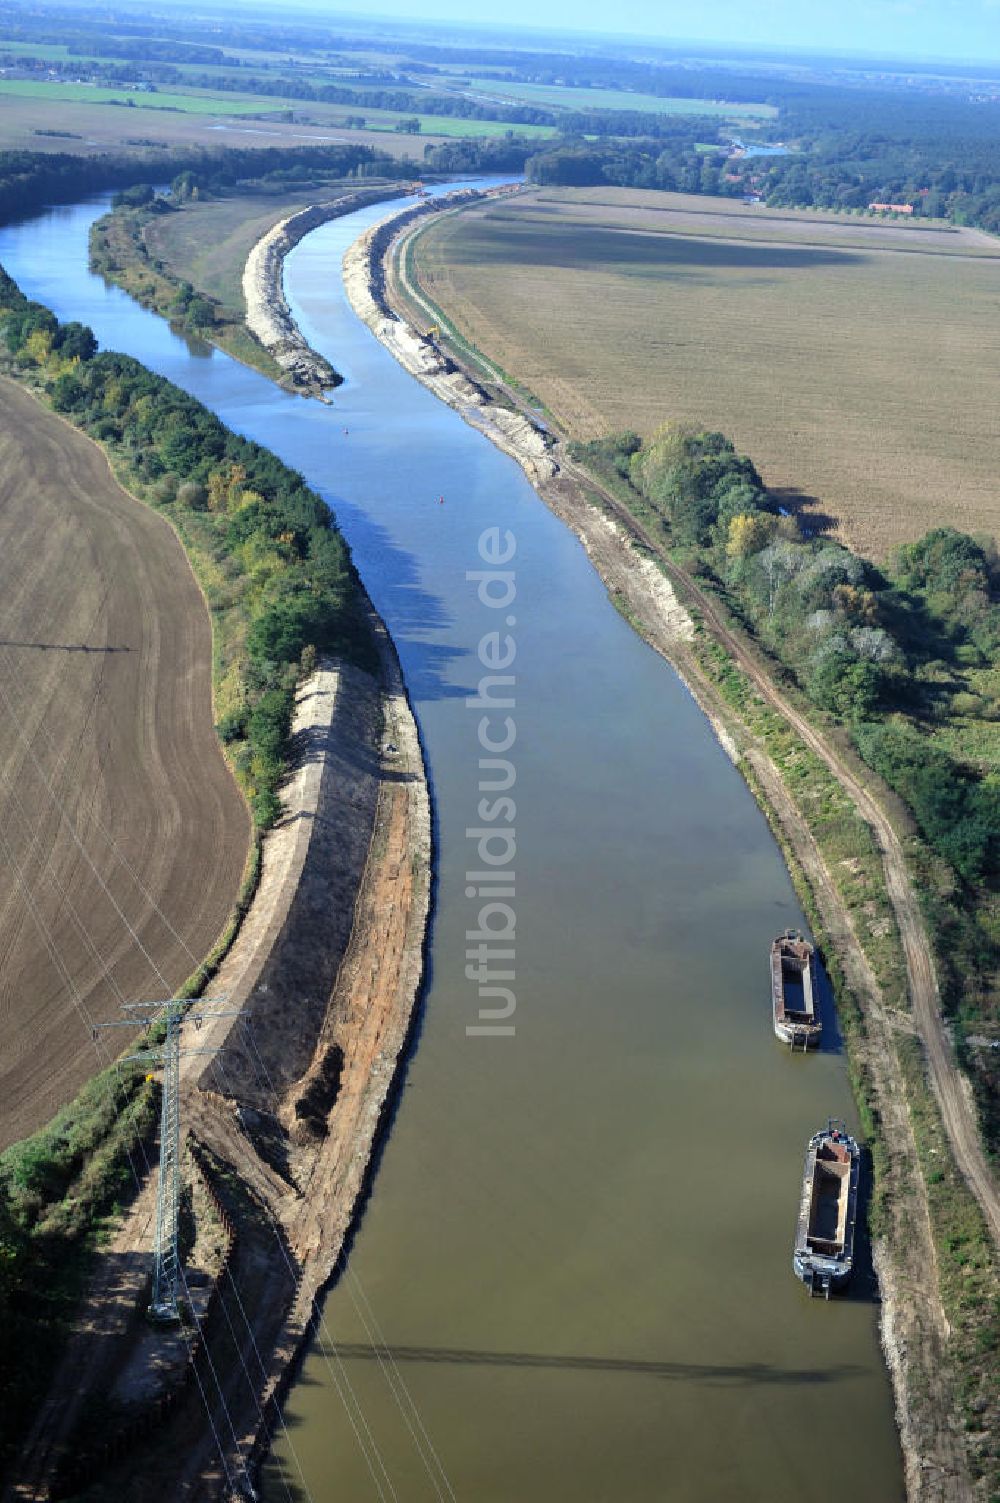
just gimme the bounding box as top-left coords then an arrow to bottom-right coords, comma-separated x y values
0,379 -> 250,1149
412,186 -> 1000,558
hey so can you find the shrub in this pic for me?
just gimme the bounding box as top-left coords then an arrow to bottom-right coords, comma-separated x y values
176,479 -> 207,509
49,372 -> 84,412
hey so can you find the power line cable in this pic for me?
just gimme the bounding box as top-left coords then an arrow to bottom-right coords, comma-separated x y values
0,652 -> 423,1498
0,693 -> 302,1499
213,1046 -> 397,1503
0,815 -> 249,1498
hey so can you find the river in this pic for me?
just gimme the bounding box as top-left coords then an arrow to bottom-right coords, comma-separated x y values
0,185 -> 903,1501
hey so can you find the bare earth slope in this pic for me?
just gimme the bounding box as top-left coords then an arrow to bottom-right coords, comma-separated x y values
0,378 -> 250,1148
412,188 -> 1000,558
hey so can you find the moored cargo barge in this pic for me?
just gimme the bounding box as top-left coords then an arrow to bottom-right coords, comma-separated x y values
771,931 -> 821,1049
793,1120 -> 860,1297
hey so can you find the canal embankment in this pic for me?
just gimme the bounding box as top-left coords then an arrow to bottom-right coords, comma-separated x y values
332,195 -> 987,1500
242,190 -> 399,396
6,620 -> 431,1499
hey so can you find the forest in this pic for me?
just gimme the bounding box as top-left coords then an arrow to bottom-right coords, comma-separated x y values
526,106 -> 1000,231
0,141 -> 422,226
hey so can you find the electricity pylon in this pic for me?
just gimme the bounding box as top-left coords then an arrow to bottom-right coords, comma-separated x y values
97,997 -> 239,1323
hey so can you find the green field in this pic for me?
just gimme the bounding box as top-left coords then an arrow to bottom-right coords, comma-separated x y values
411,186 -> 1000,561
0,77 -> 555,139
0,79 -> 280,113
464,77 -> 777,119
0,40 -> 84,59
0,41 -> 280,81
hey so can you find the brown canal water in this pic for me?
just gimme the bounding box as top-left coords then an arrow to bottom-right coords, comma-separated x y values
0,188 -> 903,1502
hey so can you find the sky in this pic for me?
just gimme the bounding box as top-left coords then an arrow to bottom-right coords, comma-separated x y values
329,0 -> 1000,65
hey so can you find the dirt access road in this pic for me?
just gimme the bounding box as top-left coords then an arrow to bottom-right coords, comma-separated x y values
0,378 -> 250,1149
565,447 -> 1000,1249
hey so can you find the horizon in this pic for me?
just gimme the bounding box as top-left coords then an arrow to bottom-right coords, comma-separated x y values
39,0 -> 1000,70
225,0 -> 1000,69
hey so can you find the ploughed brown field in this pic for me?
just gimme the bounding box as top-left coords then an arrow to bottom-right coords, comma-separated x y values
412,186 -> 1000,558
0,379 -> 250,1149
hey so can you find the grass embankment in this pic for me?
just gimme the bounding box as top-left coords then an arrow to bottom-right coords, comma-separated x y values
0,262 -> 376,1470
398,212 -> 543,409
145,190 -> 338,309
395,218 -> 1000,1479
410,188 -> 1000,559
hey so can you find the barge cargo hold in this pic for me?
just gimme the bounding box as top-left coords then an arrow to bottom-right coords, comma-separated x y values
793,1120 -> 860,1297
771,931 -> 821,1050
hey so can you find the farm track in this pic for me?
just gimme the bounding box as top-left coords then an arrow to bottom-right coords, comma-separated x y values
565,464 -> 1000,1251
0,378 -> 250,1148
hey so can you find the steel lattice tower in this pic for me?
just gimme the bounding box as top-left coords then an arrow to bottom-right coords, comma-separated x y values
98,996 -> 238,1324
150,1005 -> 183,1321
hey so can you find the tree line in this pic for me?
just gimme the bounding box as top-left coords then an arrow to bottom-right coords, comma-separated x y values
526,132 -> 729,196
0,142 -> 417,230
577,422 -> 1000,1145
526,121 -> 1000,233
0,263 -> 376,829
577,424 -> 1000,888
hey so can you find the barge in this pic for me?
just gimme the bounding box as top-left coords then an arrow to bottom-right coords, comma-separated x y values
771,931 -> 821,1049
793,1119 -> 860,1297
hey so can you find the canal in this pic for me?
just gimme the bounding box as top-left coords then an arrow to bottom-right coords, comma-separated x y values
0,184 -> 902,1501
